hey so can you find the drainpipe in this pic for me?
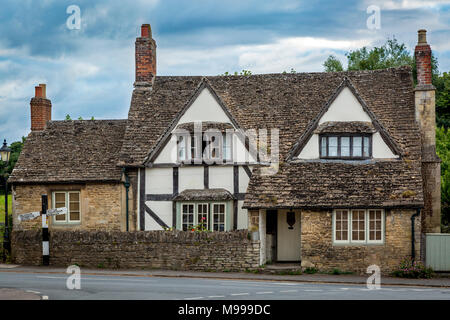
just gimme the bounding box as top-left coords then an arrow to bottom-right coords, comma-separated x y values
122,168 -> 130,232
411,209 -> 420,261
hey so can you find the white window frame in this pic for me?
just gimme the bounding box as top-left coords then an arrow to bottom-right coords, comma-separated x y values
367,209 -> 384,244
197,203 -> 209,229
52,191 -> 81,224
332,209 -> 350,244
212,202 -> 226,232
332,209 -> 385,245
181,203 -> 195,231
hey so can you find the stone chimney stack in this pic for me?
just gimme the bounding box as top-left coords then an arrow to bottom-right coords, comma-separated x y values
414,29 -> 441,233
134,24 -> 157,90
30,84 -> 52,131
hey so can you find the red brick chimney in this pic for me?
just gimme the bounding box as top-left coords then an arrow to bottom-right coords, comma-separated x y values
415,29 -> 433,89
30,84 -> 51,131
134,24 -> 156,89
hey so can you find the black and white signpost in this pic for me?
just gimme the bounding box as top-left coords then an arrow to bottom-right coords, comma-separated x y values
41,195 -> 49,266
17,194 -> 67,266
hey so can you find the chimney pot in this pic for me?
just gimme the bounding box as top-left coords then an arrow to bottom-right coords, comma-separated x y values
418,29 -> 427,45
39,83 -> 46,98
35,86 -> 43,98
141,24 -> 151,38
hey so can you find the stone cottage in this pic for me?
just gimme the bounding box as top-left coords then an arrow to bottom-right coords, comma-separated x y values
9,25 -> 441,272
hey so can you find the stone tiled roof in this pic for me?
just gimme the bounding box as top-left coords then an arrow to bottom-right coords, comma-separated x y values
314,121 -> 376,134
9,120 -> 127,183
173,188 -> 235,201
175,121 -> 234,133
119,66 -> 423,208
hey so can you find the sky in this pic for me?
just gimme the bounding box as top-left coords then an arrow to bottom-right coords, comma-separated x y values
0,0 -> 449,144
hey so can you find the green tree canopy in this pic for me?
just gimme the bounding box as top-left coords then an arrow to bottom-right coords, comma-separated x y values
323,55 -> 344,72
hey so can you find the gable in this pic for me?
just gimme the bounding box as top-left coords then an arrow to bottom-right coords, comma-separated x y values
150,81 -> 256,165
296,83 -> 399,160
177,87 -> 231,124
318,87 -> 372,124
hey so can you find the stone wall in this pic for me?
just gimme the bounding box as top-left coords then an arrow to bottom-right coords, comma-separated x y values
11,229 -> 260,271
12,182 -> 125,232
301,209 -> 421,274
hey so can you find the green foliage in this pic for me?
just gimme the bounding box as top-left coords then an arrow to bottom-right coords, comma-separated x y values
221,70 -> 252,76
0,137 -> 25,180
435,72 -> 450,128
303,267 -> 318,274
323,55 -> 344,72
65,114 -> 72,120
78,116 -> 83,120
437,126 -> 450,231
391,258 -> 434,278
346,37 -> 413,71
0,195 -> 12,223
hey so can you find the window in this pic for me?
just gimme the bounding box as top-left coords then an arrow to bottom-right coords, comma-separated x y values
180,202 -> 226,231
333,209 -> 384,244
334,210 -> 349,242
369,209 -> 383,242
182,204 -> 194,231
177,133 -> 233,163
197,203 -> 208,229
52,191 -> 81,224
320,134 -> 372,159
213,203 -> 226,232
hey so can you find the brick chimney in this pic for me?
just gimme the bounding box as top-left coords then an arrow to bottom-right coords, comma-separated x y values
30,84 -> 52,131
414,29 -> 441,233
134,24 -> 156,90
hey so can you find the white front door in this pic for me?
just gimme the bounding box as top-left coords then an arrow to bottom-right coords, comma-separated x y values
277,211 -> 301,261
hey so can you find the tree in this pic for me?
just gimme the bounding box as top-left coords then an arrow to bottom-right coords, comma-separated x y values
346,37 -> 413,71
437,126 -> 450,232
1,137 -> 25,193
323,55 -> 344,72
435,72 -> 450,128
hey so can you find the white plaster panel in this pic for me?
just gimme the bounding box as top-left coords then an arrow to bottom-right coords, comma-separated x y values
144,201 -> 173,230
209,166 -> 233,191
372,132 -> 398,158
146,168 -> 173,194
237,200 -> 248,230
239,166 -> 251,193
298,134 -> 319,159
154,135 -> 177,164
319,87 -> 372,124
179,166 -> 204,192
178,88 -> 231,124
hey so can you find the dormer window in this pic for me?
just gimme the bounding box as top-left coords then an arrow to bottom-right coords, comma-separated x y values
320,134 -> 371,159
177,132 -> 233,163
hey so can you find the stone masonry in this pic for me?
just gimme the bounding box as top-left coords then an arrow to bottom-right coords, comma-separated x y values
300,209 -> 421,274
12,182 -> 126,231
11,229 -> 260,271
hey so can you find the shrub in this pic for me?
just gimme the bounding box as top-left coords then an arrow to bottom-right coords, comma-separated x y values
303,267 -> 318,274
391,258 -> 434,279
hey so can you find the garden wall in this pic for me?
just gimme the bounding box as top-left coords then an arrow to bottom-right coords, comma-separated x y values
11,229 -> 260,271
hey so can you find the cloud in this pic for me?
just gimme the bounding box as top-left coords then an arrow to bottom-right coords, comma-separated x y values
0,0 -> 449,144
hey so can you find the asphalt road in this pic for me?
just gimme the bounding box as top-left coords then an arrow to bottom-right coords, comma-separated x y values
0,270 -> 449,300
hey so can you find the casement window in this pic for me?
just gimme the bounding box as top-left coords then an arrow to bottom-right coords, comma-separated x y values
320,134 -> 371,159
52,191 -> 81,224
182,203 -> 195,231
181,202 -> 226,231
212,203 -> 226,232
197,203 -> 209,228
333,209 -> 384,244
177,133 -> 233,163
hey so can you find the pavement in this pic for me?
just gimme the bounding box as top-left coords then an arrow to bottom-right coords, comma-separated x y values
0,288 -> 42,300
1,264 -> 450,288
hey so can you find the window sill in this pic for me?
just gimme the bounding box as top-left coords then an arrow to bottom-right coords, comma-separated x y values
332,242 -> 385,247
